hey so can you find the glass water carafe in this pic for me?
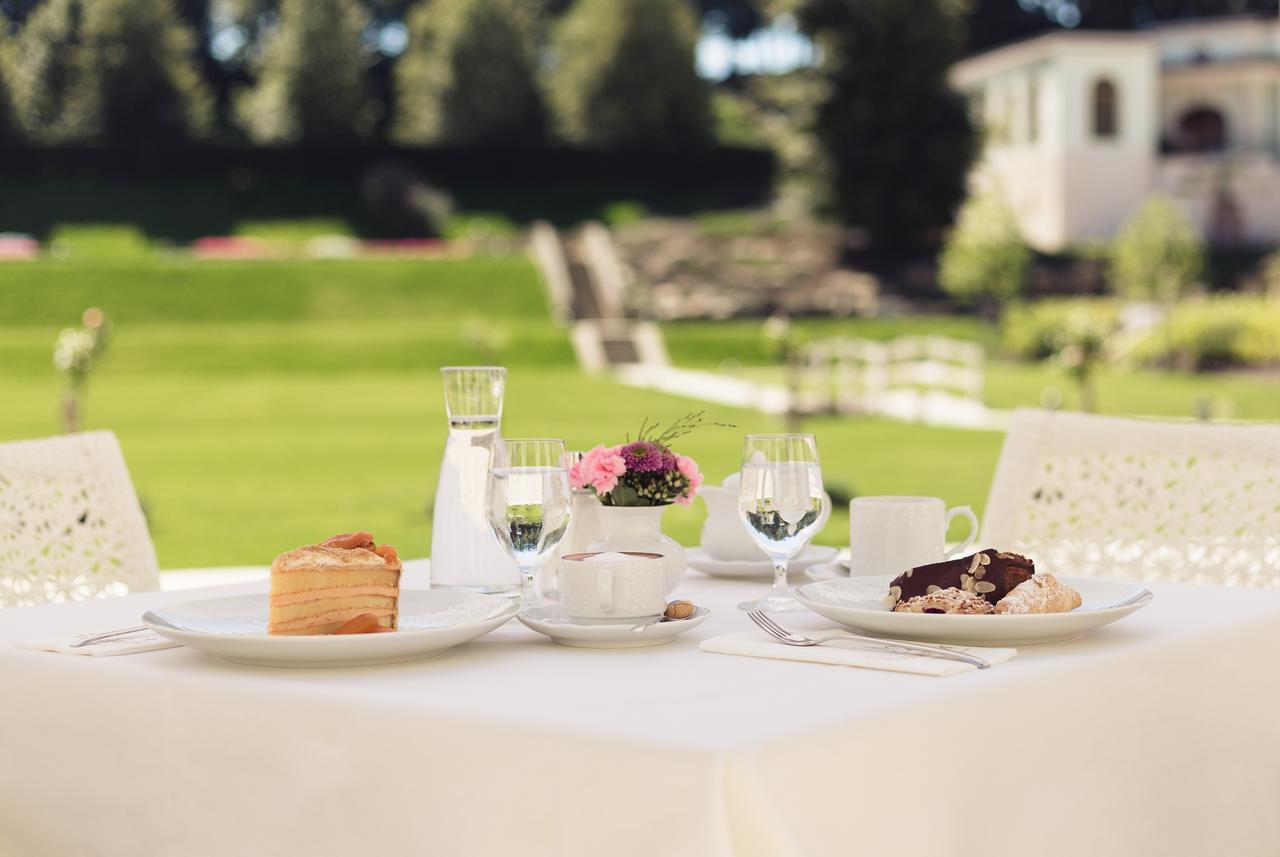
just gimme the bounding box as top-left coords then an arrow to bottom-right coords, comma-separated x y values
430,367 -> 519,593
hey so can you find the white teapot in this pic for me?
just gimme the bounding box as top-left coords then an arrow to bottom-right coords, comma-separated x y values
699,473 -> 833,561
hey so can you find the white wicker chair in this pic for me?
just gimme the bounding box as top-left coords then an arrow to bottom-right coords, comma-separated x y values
982,409 -> 1280,587
0,431 -> 159,607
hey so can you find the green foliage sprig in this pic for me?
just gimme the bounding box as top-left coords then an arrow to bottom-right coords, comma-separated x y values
632,411 -> 734,447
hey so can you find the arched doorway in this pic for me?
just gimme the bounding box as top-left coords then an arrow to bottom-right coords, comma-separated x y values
1176,107 -> 1228,152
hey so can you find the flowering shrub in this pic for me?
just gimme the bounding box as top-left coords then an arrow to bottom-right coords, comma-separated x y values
1004,296 -> 1280,371
53,307 -> 112,434
568,413 -> 725,507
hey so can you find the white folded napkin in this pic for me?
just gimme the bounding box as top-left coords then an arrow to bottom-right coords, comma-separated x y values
18,629 -> 179,657
700,630 -> 1016,676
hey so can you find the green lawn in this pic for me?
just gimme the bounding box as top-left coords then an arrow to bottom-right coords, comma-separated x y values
0,255 -> 999,568
4,254 -> 1274,570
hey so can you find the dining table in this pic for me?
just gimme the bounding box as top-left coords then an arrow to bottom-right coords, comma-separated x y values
3,560 -> 1280,857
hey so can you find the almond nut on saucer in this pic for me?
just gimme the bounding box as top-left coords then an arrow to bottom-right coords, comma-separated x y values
664,600 -> 696,619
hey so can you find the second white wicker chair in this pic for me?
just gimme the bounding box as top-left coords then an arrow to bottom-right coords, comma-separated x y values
982,409 -> 1280,587
0,431 -> 159,607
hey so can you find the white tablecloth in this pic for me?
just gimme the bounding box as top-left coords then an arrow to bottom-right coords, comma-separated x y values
3,563 -> 1280,857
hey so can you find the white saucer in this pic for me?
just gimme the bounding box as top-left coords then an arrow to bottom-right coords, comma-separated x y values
143,590 -> 518,667
804,560 -> 849,582
687,545 -> 839,580
794,575 -> 1153,646
517,605 -> 709,648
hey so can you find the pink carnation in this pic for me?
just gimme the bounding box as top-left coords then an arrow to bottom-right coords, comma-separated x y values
574,444 -> 627,496
674,454 -> 703,506
567,457 -> 588,490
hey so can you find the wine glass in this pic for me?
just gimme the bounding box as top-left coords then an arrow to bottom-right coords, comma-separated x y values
486,439 -> 571,606
736,433 -> 826,612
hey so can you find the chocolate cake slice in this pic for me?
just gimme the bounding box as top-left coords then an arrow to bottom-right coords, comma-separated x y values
887,550 -> 1034,608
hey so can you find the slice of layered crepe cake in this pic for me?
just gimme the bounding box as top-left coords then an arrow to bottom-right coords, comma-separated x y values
269,532 -> 401,635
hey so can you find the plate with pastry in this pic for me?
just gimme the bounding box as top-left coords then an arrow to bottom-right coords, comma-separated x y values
793,549 -> 1152,646
143,532 -> 518,667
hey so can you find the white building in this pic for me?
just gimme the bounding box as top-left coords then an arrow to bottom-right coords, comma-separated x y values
951,15 -> 1280,250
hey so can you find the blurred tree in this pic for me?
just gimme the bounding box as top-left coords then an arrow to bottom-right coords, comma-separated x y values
540,0 -> 765,33
1262,250 -> 1280,299
1052,309 -> 1110,413
0,0 -> 45,26
1110,193 -> 1205,369
548,0 -> 711,148
236,0 -> 373,143
167,0 -> 250,137
727,70 -> 829,214
1109,194 -> 1204,304
795,0 -> 977,257
4,0 -> 83,143
393,0 -> 546,146
0,26 -> 15,143
938,189 -> 1031,317
60,0 -> 212,145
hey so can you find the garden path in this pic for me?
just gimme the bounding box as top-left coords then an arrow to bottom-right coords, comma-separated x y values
616,364 -> 1011,430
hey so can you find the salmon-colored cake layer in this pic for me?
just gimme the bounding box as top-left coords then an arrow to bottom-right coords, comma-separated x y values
270,606 -> 397,635
269,593 -> 396,623
270,583 -> 399,606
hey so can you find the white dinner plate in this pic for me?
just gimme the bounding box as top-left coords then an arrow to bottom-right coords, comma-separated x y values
687,545 -> 839,580
143,590 -> 518,667
794,575 -> 1153,646
518,605 -> 709,648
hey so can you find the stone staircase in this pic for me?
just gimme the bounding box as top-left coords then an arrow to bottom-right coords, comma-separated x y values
566,253 -> 602,320
601,336 -> 641,365
530,222 -> 666,372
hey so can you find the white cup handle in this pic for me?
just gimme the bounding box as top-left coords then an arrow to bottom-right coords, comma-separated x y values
598,568 -> 614,614
943,506 -> 979,558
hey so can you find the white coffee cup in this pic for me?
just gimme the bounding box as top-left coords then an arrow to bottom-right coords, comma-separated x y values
848,496 -> 979,577
558,551 -> 667,622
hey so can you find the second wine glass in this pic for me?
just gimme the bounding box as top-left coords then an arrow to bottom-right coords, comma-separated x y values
486,439 -> 571,606
737,433 -> 826,612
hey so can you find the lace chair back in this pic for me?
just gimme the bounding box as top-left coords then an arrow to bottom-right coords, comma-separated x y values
982,409 -> 1280,587
0,431 -> 159,607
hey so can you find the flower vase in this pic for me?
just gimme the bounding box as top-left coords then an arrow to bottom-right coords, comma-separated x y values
538,489 -> 606,599
587,505 -> 686,594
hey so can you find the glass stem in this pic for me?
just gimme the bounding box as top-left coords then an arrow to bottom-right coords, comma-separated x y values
521,568 -> 538,605
771,561 -> 790,595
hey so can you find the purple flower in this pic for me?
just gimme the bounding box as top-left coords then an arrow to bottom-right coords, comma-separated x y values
620,441 -> 672,473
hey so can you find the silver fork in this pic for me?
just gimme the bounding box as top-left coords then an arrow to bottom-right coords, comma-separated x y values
69,626 -> 150,648
747,611 -> 991,670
